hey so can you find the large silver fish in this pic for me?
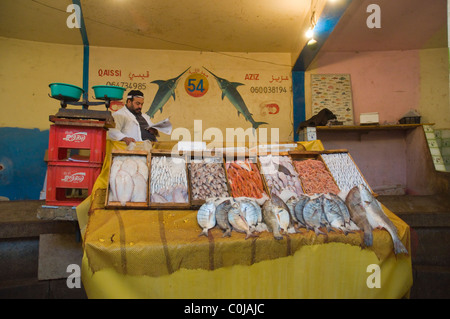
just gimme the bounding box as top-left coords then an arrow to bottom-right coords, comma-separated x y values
329,193 -> 351,225
345,186 -> 373,247
215,199 -> 233,237
358,184 -> 408,255
197,201 -> 216,237
228,202 -> 255,239
293,194 -> 309,227
239,199 -> 262,232
271,192 -> 293,227
302,195 -> 326,236
322,193 -> 346,232
262,199 -> 290,240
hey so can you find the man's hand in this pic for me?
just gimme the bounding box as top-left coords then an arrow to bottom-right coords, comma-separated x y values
121,137 -> 136,145
147,127 -> 159,137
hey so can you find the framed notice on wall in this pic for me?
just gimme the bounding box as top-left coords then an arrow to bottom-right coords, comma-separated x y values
311,74 -> 354,125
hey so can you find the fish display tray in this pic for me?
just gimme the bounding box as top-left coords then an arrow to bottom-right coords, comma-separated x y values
224,154 -> 270,200
258,154 -> 304,198
148,150 -> 192,210
105,150 -> 150,209
319,150 -> 374,195
188,154 -> 231,208
288,151 -> 341,195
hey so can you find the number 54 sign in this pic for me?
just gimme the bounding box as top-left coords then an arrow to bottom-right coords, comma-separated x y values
185,73 -> 209,97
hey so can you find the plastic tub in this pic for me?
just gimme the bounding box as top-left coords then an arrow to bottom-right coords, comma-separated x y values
92,85 -> 126,100
49,83 -> 84,101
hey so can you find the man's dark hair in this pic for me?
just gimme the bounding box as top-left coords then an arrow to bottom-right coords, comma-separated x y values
127,90 -> 144,102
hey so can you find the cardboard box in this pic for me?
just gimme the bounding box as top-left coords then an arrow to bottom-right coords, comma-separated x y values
360,112 -> 379,125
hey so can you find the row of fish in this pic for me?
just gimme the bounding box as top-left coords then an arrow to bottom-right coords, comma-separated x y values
197,196 -> 283,239
196,184 -> 408,255
108,156 -> 148,205
259,155 -> 304,197
150,156 -> 189,203
189,159 -> 229,200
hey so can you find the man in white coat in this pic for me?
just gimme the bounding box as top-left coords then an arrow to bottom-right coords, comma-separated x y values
108,90 -> 159,145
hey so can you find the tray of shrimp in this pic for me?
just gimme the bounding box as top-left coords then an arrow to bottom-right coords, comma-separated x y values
224,156 -> 269,200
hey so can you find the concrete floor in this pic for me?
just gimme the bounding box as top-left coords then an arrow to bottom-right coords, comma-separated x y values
0,200 -> 86,299
0,195 -> 449,298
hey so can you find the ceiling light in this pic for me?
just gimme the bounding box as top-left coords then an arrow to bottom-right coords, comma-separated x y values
305,27 -> 314,39
307,38 -> 317,46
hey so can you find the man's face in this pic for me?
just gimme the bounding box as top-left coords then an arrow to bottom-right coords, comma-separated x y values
127,96 -> 144,114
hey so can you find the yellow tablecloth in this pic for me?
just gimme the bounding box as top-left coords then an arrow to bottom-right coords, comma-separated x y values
77,140 -> 412,299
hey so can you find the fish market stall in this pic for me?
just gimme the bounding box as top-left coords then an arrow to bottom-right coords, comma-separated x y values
77,140 -> 412,299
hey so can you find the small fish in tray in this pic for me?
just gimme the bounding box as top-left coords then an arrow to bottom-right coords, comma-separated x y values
189,159 -> 229,200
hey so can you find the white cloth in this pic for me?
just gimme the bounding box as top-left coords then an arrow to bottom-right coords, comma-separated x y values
108,106 -> 154,142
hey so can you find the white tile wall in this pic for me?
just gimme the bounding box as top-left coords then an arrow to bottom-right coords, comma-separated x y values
424,125 -> 447,172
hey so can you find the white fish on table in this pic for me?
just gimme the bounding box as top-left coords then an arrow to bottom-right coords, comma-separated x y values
302,195 -> 326,236
262,199 -> 290,240
358,184 -> 408,255
239,199 -> 261,232
197,201 -> 216,237
228,202 -> 256,239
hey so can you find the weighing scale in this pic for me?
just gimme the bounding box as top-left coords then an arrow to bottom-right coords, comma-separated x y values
49,93 -> 117,128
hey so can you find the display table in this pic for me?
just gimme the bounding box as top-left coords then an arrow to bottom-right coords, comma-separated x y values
77,140 -> 412,299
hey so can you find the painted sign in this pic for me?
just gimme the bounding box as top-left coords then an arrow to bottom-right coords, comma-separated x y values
185,71 -> 209,98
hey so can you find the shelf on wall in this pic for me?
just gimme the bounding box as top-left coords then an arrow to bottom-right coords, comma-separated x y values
316,123 -> 433,132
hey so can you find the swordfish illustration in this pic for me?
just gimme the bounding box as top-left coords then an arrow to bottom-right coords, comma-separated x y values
203,67 -> 267,130
146,67 -> 190,118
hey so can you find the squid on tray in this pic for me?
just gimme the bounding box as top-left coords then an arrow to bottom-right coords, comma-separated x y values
150,156 -> 189,203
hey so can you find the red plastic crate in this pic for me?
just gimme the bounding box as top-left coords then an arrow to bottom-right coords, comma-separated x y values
46,161 -> 102,206
48,124 -> 106,163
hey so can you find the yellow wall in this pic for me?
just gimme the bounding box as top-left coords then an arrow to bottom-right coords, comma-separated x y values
89,46 -> 293,143
419,47 -> 450,128
0,37 -> 294,142
0,36 -> 83,129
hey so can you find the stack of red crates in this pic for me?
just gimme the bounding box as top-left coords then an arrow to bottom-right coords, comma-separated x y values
46,120 -> 106,206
